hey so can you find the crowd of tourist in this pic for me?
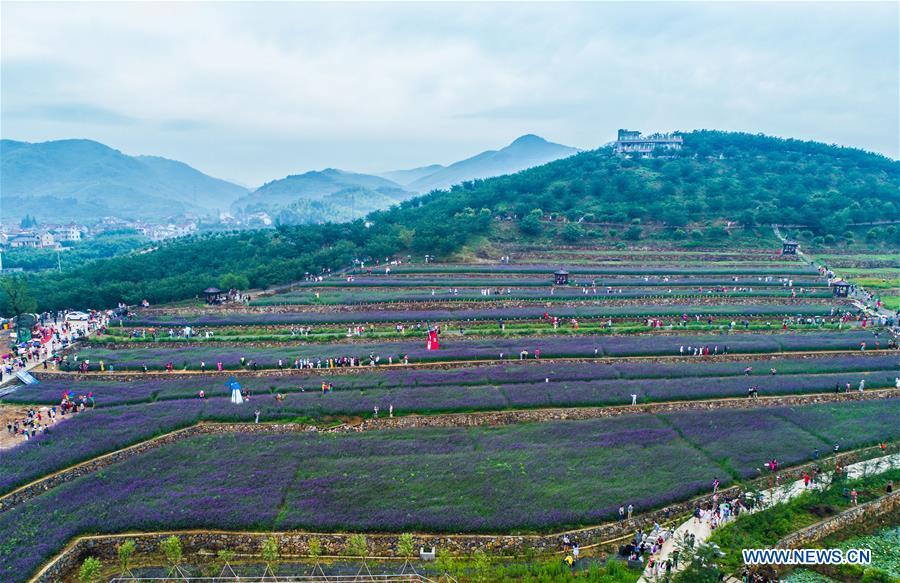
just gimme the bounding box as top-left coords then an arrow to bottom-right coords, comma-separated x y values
0,313 -> 105,384
4,394 -> 92,442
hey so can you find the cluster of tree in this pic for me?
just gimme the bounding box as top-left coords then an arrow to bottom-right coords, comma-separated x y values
1,197 -> 492,313
18,215 -> 39,229
2,130 -> 896,314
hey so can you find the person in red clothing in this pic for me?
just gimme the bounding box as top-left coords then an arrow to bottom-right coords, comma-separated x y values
803,473 -> 811,488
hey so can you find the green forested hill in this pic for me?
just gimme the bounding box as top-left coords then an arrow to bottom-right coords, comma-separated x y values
3,131 -> 897,313
440,130 -> 897,232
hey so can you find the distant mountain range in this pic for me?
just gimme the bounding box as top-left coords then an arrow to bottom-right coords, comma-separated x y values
232,168 -> 411,224
382,134 -> 580,193
0,139 -> 248,222
234,134 -> 580,223
1,134 -> 578,225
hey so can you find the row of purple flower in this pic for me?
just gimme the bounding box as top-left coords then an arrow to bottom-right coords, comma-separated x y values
10,365 -> 898,408
77,330 -> 883,369
118,303 -> 838,327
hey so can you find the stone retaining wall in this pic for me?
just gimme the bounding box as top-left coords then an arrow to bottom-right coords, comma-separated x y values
776,491 -> 899,549
353,389 -> 900,431
787,509 -> 900,583
5,391 -> 899,513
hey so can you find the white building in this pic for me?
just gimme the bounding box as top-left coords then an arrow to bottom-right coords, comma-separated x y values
615,129 -> 683,155
8,233 -> 41,248
39,232 -> 57,249
53,225 -> 83,242
144,222 -> 198,241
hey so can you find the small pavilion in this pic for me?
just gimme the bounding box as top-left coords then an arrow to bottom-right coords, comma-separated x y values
203,287 -> 226,304
831,280 -> 851,298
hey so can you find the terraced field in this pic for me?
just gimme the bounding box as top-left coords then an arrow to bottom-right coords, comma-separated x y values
2,248 -> 897,582
2,400 -> 899,581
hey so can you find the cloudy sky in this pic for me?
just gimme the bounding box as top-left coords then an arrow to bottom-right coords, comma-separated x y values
2,1 -> 897,186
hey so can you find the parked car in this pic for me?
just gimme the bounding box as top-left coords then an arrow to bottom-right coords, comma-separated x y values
65,311 -> 89,321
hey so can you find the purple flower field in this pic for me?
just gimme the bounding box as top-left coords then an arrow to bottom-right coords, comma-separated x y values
661,409 -> 827,478
772,400 -> 900,450
288,276 -> 827,288
252,288 -> 830,307
362,264 -> 821,276
8,353 -> 896,407
664,399 -> 900,478
118,303 -> 837,326
2,399 -> 897,582
75,330 -> 883,369
0,400 -> 204,494
3,368 -> 895,496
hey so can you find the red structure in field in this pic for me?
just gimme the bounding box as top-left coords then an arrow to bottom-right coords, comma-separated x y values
426,328 -> 440,350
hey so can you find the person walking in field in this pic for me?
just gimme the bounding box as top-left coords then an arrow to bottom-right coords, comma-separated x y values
631,394 -> 638,406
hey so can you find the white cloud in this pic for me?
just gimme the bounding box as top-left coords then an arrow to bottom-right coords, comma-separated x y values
2,2 -> 897,184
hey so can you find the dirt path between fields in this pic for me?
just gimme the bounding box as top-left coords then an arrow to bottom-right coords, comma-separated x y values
0,404 -> 70,451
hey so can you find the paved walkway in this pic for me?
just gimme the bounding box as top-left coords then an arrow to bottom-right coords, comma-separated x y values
637,451 -> 900,582
0,320 -> 90,392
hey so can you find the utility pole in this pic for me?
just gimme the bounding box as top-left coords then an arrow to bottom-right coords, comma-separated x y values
57,250 -> 61,273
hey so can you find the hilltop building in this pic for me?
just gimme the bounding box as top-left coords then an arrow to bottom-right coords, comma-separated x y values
615,129 -> 683,155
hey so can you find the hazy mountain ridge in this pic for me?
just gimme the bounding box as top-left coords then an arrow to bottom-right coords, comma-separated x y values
232,168 -> 414,222
403,134 -> 580,192
234,135 -> 579,223
0,139 -> 248,221
377,164 -> 445,186
1,134 -> 579,224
